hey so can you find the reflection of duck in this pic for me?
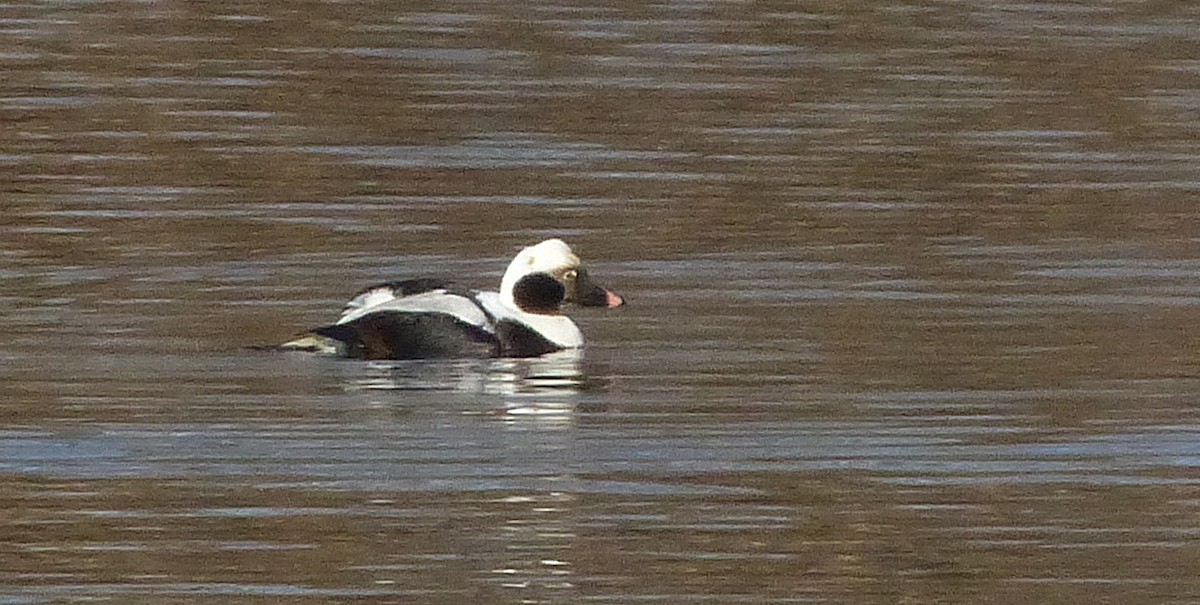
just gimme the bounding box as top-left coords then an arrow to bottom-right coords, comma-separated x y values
345,351 -> 588,399
281,239 -> 624,359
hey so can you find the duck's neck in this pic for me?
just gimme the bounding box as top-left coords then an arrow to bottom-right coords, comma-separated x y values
499,258 -> 526,308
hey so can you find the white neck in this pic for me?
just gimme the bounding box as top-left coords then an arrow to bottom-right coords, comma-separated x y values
474,292 -> 584,348
517,313 -> 584,348
499,256 -> 527,308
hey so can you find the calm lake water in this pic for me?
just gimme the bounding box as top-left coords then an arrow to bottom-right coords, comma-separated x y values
4,0 -> 1200,603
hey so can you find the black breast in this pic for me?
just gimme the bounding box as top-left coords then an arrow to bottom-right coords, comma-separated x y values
494,319 -> 564,358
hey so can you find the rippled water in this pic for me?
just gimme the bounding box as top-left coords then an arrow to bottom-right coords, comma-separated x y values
4,0 -> 1200,603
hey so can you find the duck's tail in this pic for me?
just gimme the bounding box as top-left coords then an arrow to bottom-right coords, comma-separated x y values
247,334 -> 345,356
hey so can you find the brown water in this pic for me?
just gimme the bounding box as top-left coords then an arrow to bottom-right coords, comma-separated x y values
4,0 -> 1200,603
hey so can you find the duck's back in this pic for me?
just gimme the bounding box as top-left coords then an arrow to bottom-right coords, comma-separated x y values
312,280 -> 500,359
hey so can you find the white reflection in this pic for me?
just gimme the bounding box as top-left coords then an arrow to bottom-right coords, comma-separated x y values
343,350 -> 584,394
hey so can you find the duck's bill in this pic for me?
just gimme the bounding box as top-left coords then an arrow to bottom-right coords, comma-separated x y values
570,269 -> 625,308
576,285 -> 624,307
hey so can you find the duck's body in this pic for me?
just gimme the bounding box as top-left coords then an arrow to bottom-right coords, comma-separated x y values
281,239 -> 623,359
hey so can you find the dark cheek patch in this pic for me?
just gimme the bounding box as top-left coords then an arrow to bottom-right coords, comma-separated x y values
512,273 -> 566,314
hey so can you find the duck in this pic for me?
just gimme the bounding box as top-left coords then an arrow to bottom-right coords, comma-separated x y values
279,239 -> 624,359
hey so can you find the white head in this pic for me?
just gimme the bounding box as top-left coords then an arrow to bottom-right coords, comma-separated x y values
499,239 -> 580,308
499,238 -> 625,312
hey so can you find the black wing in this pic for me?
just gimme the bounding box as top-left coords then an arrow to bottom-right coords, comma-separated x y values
314,311 -> 498,360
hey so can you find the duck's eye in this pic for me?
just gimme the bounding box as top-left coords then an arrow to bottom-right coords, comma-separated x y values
562,269 -> 577,280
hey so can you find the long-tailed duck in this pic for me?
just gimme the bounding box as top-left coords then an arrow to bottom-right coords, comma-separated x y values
279,239 -> 623,359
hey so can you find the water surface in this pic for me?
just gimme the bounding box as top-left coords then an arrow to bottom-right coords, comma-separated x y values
3,0 -> 1200,603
